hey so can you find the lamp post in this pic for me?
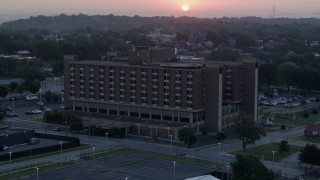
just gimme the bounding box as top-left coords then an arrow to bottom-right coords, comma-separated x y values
59,141 -> 63,165
272,150 -> 276,163
9,151 -> 12,178
218,143 -> 222,163
226,165 -> 230,180
39,88 -> 42,103
218,143 -> 221,154
92,146 -> 95,168
184,125 -> 190,148
169,134 -> 173,155
12,98 -> 15,114
35,167 -> 39,180
272,150 -> 276,171
173,161 -> 176,180
105,132 -> 109,149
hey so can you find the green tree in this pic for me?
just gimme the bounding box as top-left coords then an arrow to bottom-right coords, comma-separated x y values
258,63 -> 277,88
10,82 -> 18,91
178,127 -> 197,147
28,79 -> 40,94
21,67 -> 45,83
233,113 -> 266,151
0,108 -> 5,121
278,63 -> 301,90
0,85 -> 8,99
278,140 -> 290,156
296,67 -> 320,91
45,90 -> 52,102
16,84 -> 24,96
215,132 -> 226,142
231,155 -> 275,180
298,144 -> 320,169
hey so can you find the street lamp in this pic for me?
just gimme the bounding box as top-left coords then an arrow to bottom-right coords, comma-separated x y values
272,150 -> 276,163
226,165 -> 230,180
35,167 -> 39,180
12,98 -> 15,114
173,161 -> 176,180
39,89 -> 42,103
169,134 -> 173,155
272,150 -> 276,171
105,132 -> 109,149
92,146 -> 95,168
9,152 -> 12,178
218,143 -> 221,154
59,141 -> 63,165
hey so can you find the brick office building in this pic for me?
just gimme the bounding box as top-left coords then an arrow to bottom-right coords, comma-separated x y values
63,47 -> 259,139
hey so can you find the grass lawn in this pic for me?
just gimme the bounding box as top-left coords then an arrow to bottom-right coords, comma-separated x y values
0,162 -> 71,180
290,135 -> 320,144
33,118 -> 44,123
230,143 -> 302,162
273,112 -> 320,127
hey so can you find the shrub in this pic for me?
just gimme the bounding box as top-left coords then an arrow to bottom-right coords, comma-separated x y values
303,113 -> 309,118
281,125 -> 286,130
313,109 -> 318,115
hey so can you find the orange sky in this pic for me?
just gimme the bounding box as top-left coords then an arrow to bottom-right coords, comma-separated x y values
0,0 -> 320,22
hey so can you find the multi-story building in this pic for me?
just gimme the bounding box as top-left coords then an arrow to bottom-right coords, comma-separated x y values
64,47 -> 259,139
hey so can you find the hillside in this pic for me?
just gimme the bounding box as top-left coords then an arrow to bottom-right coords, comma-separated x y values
1,14 -> 320,33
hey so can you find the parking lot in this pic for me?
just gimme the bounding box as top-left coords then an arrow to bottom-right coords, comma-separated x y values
22,153 -> 213,180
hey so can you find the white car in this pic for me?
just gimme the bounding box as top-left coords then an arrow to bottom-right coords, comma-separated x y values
31,110 -> 42,114
36,102 -> 44,106
26,94 -> 39,101
44,107 -> 52,112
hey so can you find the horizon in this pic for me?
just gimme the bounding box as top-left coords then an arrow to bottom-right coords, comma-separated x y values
1,12 -> 320,25
1,0 -> 320,24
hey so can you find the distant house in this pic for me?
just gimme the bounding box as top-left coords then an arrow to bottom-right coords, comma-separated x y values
304,124 -> 320,138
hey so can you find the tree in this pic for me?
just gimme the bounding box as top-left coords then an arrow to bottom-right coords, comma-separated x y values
45,90 -> 52,102
215,132 -> 226,142
277,63 -> 301,90
231,155 -> 275,180
258,63 -> 277,88
0,108 -> 5,121
16,84 -> 24,96
278,140 -> 290,156
28,79 -> 40,94
10,82 -> 18,91
233,113 -> 266,151
178,127 -> 197,147
21,67 -> 45,83
0,85 -> 8,99
298,144 -> 320,169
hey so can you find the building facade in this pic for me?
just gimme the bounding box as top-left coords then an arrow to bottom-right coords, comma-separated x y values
64,48 -> 259,138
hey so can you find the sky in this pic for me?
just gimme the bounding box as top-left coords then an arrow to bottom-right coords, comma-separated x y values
0,0 -> 320,23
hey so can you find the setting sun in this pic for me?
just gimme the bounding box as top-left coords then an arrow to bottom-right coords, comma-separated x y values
181,5 -> 190,12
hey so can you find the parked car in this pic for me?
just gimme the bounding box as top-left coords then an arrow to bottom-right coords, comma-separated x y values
31,110 -> 42,114
53,127 -> 62,131
6,107 -> 13,111
7,113 -> 18,117
44,107 -> 52,112
26,94 -> 39,101
36,102 -> 44,106
263,121 -> 274,126
0,145 -> 8,151
25,111 -> 34,115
